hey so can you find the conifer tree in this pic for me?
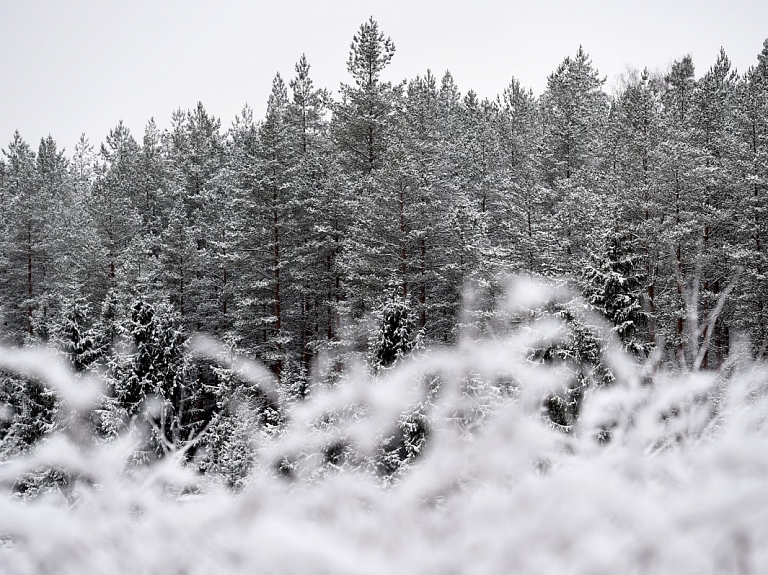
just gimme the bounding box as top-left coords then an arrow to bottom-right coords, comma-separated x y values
230,76 -> 296,379
0,135 -> 67,445
453,92 -> 501,293
0,370 -> 58,459
286,55 -> 339,374
54,295 -> 99,372
167,103 -> 230,335
498,78 -> 544,273
605,69 -> 665,346
540,47 -> 609,273
158,198 -> 198,321
374,295 -> 419,368
138,118 -> 170,237
398,71 -> 454,338
334,17 -> 398,174
334,18 -> 403,328
583,230 -> 648,356
63,135 -> 103,306
0,132 -> 50,341
688,49 -> 741,367
657,55 -> 710,365
113,298 -> 187,456
90,122 -> 142,301
734,39 -> 768,357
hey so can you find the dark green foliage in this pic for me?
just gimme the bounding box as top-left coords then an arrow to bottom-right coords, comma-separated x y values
583,231 -> 648,356
113,298 -> 187,456
0,371 -> 57,458
374,296 -> 419,368
531,301 -> 614,431
377,407 -> 430,477
55,296 -> 99,372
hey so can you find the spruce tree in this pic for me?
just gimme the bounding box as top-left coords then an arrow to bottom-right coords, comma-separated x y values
0,370 -> 58,459
582,230 -> 648,356
113,298 -> 187,456
54,295 -> 99,373
374,295 -> 419,368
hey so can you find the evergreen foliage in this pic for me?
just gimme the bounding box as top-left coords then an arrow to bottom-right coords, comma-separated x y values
374,295 -> 419,368
582,230 -> 648,356
54,295 -> 99,372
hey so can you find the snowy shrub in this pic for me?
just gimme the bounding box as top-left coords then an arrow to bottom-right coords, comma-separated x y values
0,279 -> 767,574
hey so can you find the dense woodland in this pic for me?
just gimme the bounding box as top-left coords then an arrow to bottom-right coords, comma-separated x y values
2,18 -> 768,473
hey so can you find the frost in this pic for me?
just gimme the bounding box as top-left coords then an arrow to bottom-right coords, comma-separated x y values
1,280 -> 767,574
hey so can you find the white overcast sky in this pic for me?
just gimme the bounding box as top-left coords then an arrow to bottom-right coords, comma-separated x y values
2,0 -> 767,154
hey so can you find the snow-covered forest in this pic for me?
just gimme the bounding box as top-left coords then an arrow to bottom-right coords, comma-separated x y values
2,17 -> 768,573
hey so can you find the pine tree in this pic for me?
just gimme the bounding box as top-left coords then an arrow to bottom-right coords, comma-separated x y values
90,122 -> 142,300
688,48 -> 741,368
342,74 -> 440,331
94,287 -> 123,358
0,132 -> 51,342
138,118 -> 171,237
734,39 -> 768,357
62,135 -> 103,307
36,135 -> 88,334
498,77 -> 544,273
604,68 -> 666,347
227,105 -> 263,352
540,47 -> 609,273
286,55 -> 338,377
230,76 -> 296,379
334,17 -> 398,174
333,18 -> 403,331
450,92 -> 502,324
158,198 -> 197,321
398,71 -> 454,339
167,103 -> 230,336
427,71 -> 469,341
259,74 -> 293,378
287,54 -> 331,155
656,55 -> 719,366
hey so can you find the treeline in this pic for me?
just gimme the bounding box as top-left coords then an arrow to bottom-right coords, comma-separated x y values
1,19 -> 768,465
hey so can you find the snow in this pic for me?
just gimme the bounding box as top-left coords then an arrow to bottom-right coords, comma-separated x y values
1,280 -> 768,574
